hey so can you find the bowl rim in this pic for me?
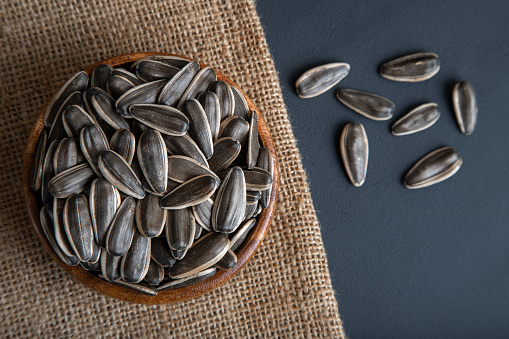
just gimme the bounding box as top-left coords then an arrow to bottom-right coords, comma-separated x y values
21,52 -> 279,304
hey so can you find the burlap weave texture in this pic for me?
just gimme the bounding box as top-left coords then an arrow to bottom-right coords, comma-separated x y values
0,0 -> 345,337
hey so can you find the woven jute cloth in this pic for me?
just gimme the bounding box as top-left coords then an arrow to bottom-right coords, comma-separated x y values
0,0 -> 344,337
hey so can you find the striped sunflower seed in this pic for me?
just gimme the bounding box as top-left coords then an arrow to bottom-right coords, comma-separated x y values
218,116 -> 249,145
100,248 -> 122,281
404,147 -> 462,189
166,208 -> 196,253
53,198 -> 76,257
137,130 -> 168,194
169,232 -> 229,279
112,68 -> 143,85
230,217 -> 257,252
89,178 -> 121,247
91,64 -> 114,90
192,198 -> 213,232
90,88 -> 130,130
380,53 -> 440,82
106,196 -> 136,256
167,155 -> 218,183
158,267 -> 216,291
151,237 -> 176,267
246,111 -> 260,169
130,104 -> 189,136
135,60 -> 180,82
136,193 -> 166,237
243,203 -> 258,221
82,88 -> 117,139
181,99 -> 214,159
132,55 -> 190,69
98,150 -> 145,199
230,85 -> 250,121
207,137 -> 241,173
163,134 -> 209,168
392,103 -> 440,136
197,91 -> 221,141
216,249 -> 237,270
337,89 -> 395,121
80,124 -> 110,176
256,147 -> 274,208
30,130 -> 47,191
160,174 -> 219,210
210,80 -> 235,120
211,167 -> 246,233
340,123 -> 368,187
55,91 -> 87,132
62,105 -> 95,137
177,66 -> 217,109
48,106 -> 69,143
158,61 -> 200,107
48,163 -> 95,199
116,80 -> 166,118
144,259 -> 165,286
101,274 -> 157,296
44,71 -> 88,128
110,129 -> 136,164
54,137 -> 85,175
453,81 -> 478,135
106,75 -> 140,100
41,140 -> 59,203
238,167 -> 272,191
296,62 -> 350,98
120,230 -> 151,283
63,194 -> 94,262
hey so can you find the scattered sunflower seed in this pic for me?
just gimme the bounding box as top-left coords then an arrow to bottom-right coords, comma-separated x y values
62,105 -> 95,137
181,99 -> 214,159
80,124 -> 110,176
167,155 -> 218,183
380,53 -> 440,82
453,81 -> 478,135
136,60 -> 180,82
163,134 -> 209,168
158,61 -> 200,107
177,66 -> 217,109
340,123 -> 368,187
166,208 -> 196,252
336,89 -> 395,121
207,137 -> 241,173
296,62 -> 350,98
54,137 -> 85,175
116,80 -> 166,118
392,103 -> 440,136
210,80 -> 235,120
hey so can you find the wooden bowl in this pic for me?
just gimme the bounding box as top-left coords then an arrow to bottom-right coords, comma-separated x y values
21,52 -> 279,304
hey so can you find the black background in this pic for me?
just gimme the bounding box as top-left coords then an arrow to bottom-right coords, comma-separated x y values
256,1 -> 509,338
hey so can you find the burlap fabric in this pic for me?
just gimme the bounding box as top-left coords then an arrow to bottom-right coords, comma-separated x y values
0,0 -> 345,337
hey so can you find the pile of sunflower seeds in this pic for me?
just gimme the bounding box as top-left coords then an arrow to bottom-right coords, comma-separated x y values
30,55 -> 274,296
296,53 -> 477,188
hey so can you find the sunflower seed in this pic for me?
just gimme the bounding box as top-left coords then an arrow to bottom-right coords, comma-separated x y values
218,116 -> 249,145
216,249 -> 237,270
144,259 -> 165,285
238,167 -> 272,191
63,194 -> 94,262
246,190 -> 261,205
453,81 -> 478,135
106,197 -> 136,256
121,230 -> 151,283
106,75 -> 139,100
89,178 -> 121,247
132,55 -> 190,69
212,167 -> 246,233
80,124 -> 110,176
82,88 -> 117,138
55,91 -> 87,130
44,71 -> 88,128
138,130 -> 168,194
136,60 -> 180,82
48,163 -> 95,199
160,174 -> 219,210
30,130 -> 47,191
48,108 -> 69,143
197,91 -> 221,141
158,61 -> 200,107
177,67 -> 217,109
151,237 -> 176,267
194,225 -> 203,240
256,147 -> 274,208
112,68 -> 143,84
192,198 -> 213,232
209,80 -> 235,120
296,62 -> 350,98
53,137 -> 85,175
101,274 -> 157,296
53,198 -> 76,257
40,205 -> 80,266
171,249 -> 187,260
116,80 -> 166,118
90,88 -> 130,130
41,140 -> 59,203
337,89 -> 395,121
167,155 -> 218,183
130,104 -> 189,136
243,203 -> 257,221
230,218 -> 257,252
207,137 -> 241,173
158,267 -> 216,291
109,129 -> 136,165
163,134 -> 209,167
100,248 -> 122,281
392,103 -> 440,136
91,64 -> 114,90
404,147 -> 462,189
340,123 -> 368,187
169,232 -> 229,279
81,260 -> 101,271
62,105 -> 96,137
246,112 -> 260,169
166,208 -> 196,253
230,85 -> 250,120
98,150 -> 145,199
88,240 -> 101,264
181,99 -> 214,159
380,53 -> 440,82
136,193 -> 166,237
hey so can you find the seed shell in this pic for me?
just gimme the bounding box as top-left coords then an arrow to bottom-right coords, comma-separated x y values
136,60 -> 180,82
211,167 -> 246,233
53,198 -> 76,257
106,75 -> 138,100
82,88 -> 117,138
197,91 -> 221,141
137,130 -> 168,194
90,88 -> 130,130
392,103 -> 440,136
30,130 -> 47,191
130,104 -> 189,136
63,194 -> 94,262
218,116 -> 249,145
256,147 -> 274,208
453,81 -> 478,135
106,197 -> 136,256
296,62 -> 350,98
380,53 -> 440,82
80,124 -> 110,176
158,61 -> 200,107
89,178 -> 121,247
192,198 -> 213,232
337,89 -> 395,121
404,147 -> 462,189
101,274 -> 157,296
340,123 -> 368,187
41,141 -> 59,203
136,193 -> 167,237
98,150 -> 145,199
160,174 -> 219,210
121,230 -> 151,283
181,99 -> 214,159
132,55 -> 190,69
48,163 -> 95,199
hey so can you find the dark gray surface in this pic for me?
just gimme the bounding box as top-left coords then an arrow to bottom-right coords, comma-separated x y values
256,1 -> 509,338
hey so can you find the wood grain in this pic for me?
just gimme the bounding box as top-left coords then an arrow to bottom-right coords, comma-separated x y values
21,52 -> 279,304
